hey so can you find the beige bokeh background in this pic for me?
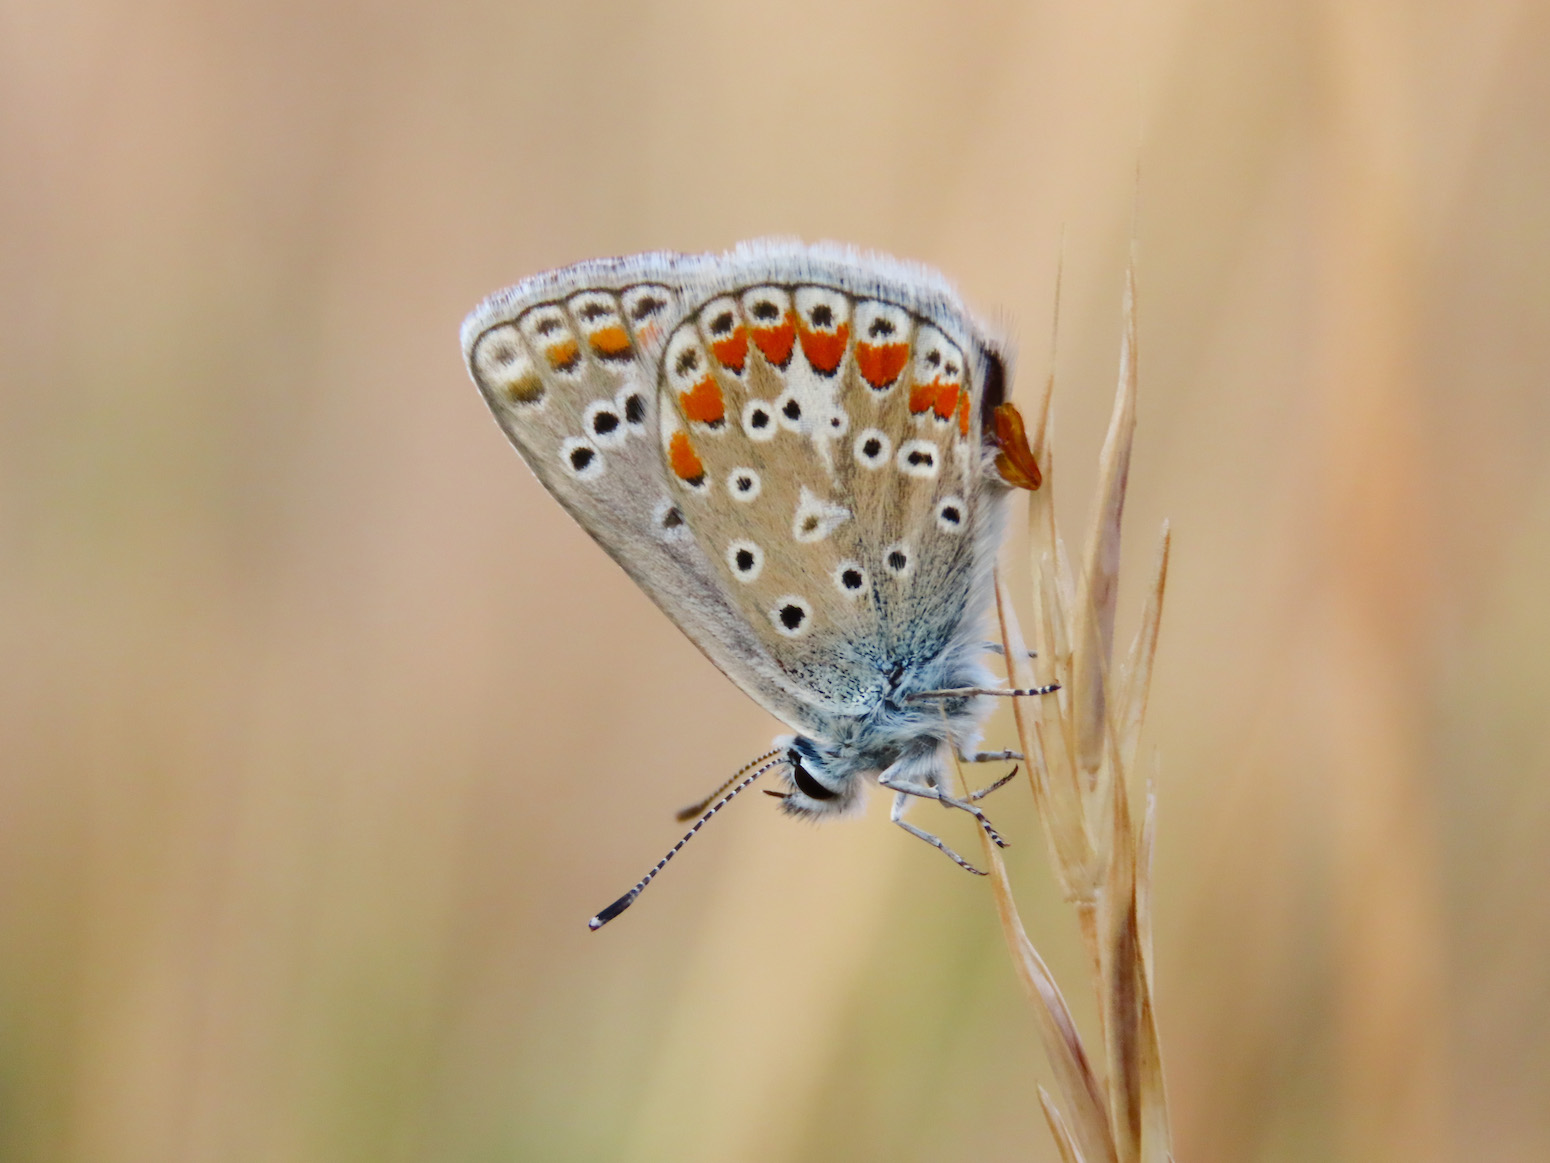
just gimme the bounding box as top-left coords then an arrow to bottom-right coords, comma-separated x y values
2,1 -> 1547,1160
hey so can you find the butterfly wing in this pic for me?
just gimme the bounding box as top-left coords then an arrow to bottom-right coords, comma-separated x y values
649,243 -> 1013,719
461,253 -> 829,733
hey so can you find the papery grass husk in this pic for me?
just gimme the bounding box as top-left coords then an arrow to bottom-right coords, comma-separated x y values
979,256 -> 1174,1163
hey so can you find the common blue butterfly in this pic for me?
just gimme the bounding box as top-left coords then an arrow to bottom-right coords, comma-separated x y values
461,241 -> 1050,927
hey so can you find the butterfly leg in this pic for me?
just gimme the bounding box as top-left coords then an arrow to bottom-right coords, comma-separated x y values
889,792 -> 986,876
878,770 -> 1011,850
962,749 -> 1023,763
967,765 -> 1020,802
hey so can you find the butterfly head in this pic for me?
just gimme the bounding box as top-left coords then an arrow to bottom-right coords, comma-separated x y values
765,735 -> 867,819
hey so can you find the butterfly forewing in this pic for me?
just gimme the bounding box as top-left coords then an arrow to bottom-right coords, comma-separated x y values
463,259 -> 827,734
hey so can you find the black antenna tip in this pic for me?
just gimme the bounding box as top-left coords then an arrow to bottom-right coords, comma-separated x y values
588,889 -> 639,931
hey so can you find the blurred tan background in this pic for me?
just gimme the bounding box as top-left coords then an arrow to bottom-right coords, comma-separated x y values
2,1 -> 1547,1160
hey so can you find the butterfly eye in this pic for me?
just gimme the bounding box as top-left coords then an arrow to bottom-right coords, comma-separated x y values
726,540 -> 764,582
727,468 -> 762,502
935,497 -> 966,533
770,596 -> 812,637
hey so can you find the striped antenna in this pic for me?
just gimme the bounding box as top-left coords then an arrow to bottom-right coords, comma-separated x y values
675,748 -> 782,821
588,751 -> 788,931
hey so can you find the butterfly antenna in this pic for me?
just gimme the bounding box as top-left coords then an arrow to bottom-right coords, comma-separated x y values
675,749 -> 783,821
588,752 -> 787,931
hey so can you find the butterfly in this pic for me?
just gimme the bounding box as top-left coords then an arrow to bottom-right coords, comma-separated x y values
460,241 -> 1051,928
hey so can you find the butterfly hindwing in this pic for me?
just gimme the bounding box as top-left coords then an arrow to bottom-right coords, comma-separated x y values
655,262 -> 1007,714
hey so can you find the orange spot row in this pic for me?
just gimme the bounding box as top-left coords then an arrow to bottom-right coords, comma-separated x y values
545,338 -> 580,373
932,380 -> 959,421
668,430 -> 705,483
856,342 -> 909,389
799,321 -> 849,375
679,376 -> 726,426
750,317 -> 796,367
710,328 -> 748,374
587,326 -> 632,360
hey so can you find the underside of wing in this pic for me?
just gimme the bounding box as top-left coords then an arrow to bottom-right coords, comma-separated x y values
646,248 -> 1015,716
462,254 -> 828,734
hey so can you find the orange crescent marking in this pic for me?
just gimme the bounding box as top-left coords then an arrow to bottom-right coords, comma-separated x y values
710,328 -> 748,373
679,376 -> 726,425
588,326 -> 631,359
909,379 -> 939,414
545,338 -> 580,372
856,342 -> 909,388
932,379 -> 960,420
956,388 -> 971,437
750,317 -> 796,367
799,322 -> 850,374
669,430 -> 705,482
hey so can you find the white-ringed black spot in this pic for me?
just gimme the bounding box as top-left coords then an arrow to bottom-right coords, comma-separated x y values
944,361 -> 959,377
583,399 -> 628,448
560,437 -> 604,482
868,317 -> 895,338
833,560 -> 868,599
897,439 -> 941,479
925,349 -> 941,367
675,347 -> 699,375
577,301 -> 611,322
623,393 -> 646,425
935,497 -> 965,532
854,429 -> 891,469
535,316 -> 561,337
727,540 -> 764,582
728,467 -> 761,502
770,596 -> 812,637
651,498 -> 688,540
884,543 -> 911,577
809,303 -> 834,328
710,310 -> 735,335
742,399 -> 778,442
775,391 -> 804,433
751,299 -> 780,321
